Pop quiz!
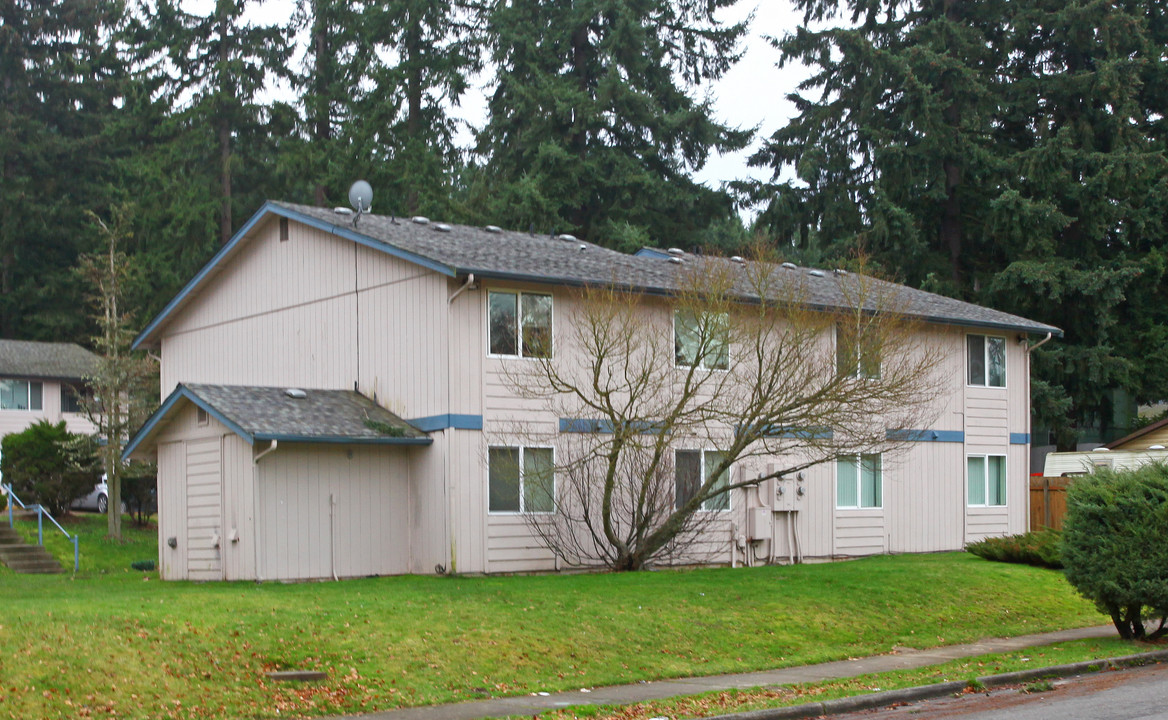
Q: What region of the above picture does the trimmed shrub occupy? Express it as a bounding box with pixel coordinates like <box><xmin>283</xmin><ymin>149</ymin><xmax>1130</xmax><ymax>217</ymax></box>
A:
<box><xmin>966</xmin><ymin>529</ymin><xmax>1062</xmax><ymax>569</ymax></box>
<box><xmin>1062</xmin><ymin>463</ymin><xmax>1168</xmax><ymax>639</ymax></box>
<box><xmin>0</xmin><ymin>420</ymin><xmax>100</xmax><ymax>516</ymax></box>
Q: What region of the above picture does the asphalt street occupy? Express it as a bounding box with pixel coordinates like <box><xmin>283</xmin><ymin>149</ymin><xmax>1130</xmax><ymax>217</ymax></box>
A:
<box><xmin>828</xmin><ymin>661</ymin><xmax>1168</xmax><ymax>720</ymax></box>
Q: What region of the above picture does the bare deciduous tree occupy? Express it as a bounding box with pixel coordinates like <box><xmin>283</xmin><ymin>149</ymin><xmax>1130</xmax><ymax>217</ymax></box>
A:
<box><xmin>501</xmin><ymin>251</ymin><xmax>948</xmax><ymax>571</ymax></box>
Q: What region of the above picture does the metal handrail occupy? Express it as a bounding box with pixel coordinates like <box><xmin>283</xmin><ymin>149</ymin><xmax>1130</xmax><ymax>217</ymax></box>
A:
<box><xmin>3</xmin><ymin>484</ymin><xmax>79</xmax><ymax>573</ymax></box>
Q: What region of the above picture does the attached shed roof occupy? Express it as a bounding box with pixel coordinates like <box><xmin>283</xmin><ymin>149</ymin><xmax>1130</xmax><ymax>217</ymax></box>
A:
<box><xmin>134</xmin><ymin>201</ymin><xmax>1062</xmax><ymax>348</ymax></box>
<box><xmin>124</xmin><ymin>384</ymin><xmax>432</xmax><ymax>460</ymax></box>
<box><xmin>0</xmin><ymin>339</ymin><xmax>98</xmax><ymax>381</ymax></box>
<box><xmin>1105</xmin><ymin>416</ymin><xmax>1168</xmax><ymax>451</ymax></box>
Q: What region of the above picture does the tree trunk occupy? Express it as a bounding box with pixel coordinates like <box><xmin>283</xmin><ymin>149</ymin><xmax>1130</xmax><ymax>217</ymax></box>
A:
<box><xmin>311</xmin><ymin>0</ymin><xmax>330</xmax><ymax>207</ymax></box>
<box><xmin>940</xmin><ymin>0</ymin><xmax>963</xmax><ymax>286</ymax></box>
<box><xmin>217</xmin><ymin>9</ymin><xmax>233</xmax><ymax>246</ymax></box>
<box><xmin>405</xmin><ymin>9</ymin><xmax>423</xmax><ymax>215</ymax></box>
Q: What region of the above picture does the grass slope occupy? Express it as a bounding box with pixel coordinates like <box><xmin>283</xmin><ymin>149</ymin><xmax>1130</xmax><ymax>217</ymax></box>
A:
<box><xmin>0</xmin><ymin>515</ymin><xmax>1106</xmax><ymax>720</ymax></box>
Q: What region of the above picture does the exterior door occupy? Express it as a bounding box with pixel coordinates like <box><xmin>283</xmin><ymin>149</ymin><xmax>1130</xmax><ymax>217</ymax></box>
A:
<box><xmin>185</xmin><ymin>437</ymin><xmax>223</xmax><ymax>580</ymax></box>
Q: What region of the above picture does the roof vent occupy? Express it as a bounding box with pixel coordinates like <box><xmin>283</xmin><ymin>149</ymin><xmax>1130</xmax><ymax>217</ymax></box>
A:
<box><xmin>411</xmin><ymin>216</ymin><xmax>430</xmax><ymax>225</ymax></box>
<box><xmin>833</xmin><ymin>268</ymin><xmax>848</xmax><ymax>275</ymax></box>
<box><xmin>433</xmin><ymin>223</ymin><xmax>453</xmax><ymax>232</ymax></box>
<box><xmin>730</xmin><ymin>256</ymin><xmax>745</xmax><ymax>264</ymax></box>
<box><xmin>1149</xmin><ymin>445</ymin><xmax>1166</xmax><ymax>450</ymax></box>
<box><xmin>578</xmin><ymin>244</ymin><xmax>587</xmax><ymax>251</ymax></box>
<box><xmin>667</xmin><ymin>248</ymin><xmax>685</xmax><ymax>256</ymax></box>
<box><xmin>333</xmin><ymin>207</ymin><xmax>352</xmax><ymax>215</ymax></box>
<box><xmin>781</xmin><ymin>262</ymin><xmax>797</xmax><ymax>269</ymax></box>
<box><xmin>556</xmin><ymin>233</ymin><xmax>578</xmax><ymax>242</ymax></box>
<box><xmin>667</xmin><ymin>257</ymin><xmax>683</xmax><ymax>264</ymax></box>
<box><xmin>1091</xmin><ymin>447</ymin><xmax>1111</xmax><ymax>452</ymax></box>
<box><xmin>808</xmin><ymin>269</ymin><xmax>825</xmax><ymax>277</ymax></box>
<box><xmin>484</xmin><ymin>225</ymin><xmax>502</xmax><ymax>234</ymax></box>
<box><xmin>285</xmin><ymin>388</ymin><xmax>307</xmax><ymax>399</ymax></box>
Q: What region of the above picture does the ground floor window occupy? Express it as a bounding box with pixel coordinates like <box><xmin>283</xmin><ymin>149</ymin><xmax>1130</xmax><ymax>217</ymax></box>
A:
<box><xmin>675</xmin><ymin>449</ymin><xmax>730</xmax><ymax>511</ymax></box>
<box><xmin>968</xmin><ymin>454</ymin><xmax>1006</xmax><ymax>506</ymax></box>
<box><xmin>488</xmin><ymin>446</ymin><xmax>555</xmax><ymax>513</ymax></box>
<box><xmin>0</xmin><ymin>379</ymin><xmax>42</xmax><ymax>411</ymax></box>
<box><xmin>837</xmin><ymin>453</ymin><xmax>882</xmax><ymax>508</ymax></box>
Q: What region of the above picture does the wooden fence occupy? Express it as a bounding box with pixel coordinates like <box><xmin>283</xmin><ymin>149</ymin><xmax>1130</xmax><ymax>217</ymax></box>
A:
<box><xmin>1029</xmin><ymin>476</ymin><xmax>1072</xmax><ymax>531</ymax></box>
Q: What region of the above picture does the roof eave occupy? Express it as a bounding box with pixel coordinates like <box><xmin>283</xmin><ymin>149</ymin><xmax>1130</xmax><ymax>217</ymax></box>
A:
<box><xmin>252</xmin><ymin>433</ymin><xmax>432</xmax><ymax>446</ymax></box>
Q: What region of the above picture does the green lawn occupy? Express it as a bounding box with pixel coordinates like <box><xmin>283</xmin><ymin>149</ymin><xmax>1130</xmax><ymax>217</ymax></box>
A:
<box><xmin>0</xmin><ymin>514</ymin><xmax>1109</xmax><ymax>720</ymax></box>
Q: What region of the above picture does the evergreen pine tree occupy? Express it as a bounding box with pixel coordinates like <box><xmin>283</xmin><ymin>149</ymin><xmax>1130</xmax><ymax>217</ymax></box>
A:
<box><xmin>473</xmin><ymin>0</ymin><xmax>751</xmax><ymax>248</ymax></box>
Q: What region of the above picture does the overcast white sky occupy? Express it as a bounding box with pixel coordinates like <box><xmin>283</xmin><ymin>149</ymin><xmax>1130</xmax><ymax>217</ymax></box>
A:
<box><xmin>208</xmin><ymin>0</ymin><xmax>812</xmax><ymax>197</ymax></box>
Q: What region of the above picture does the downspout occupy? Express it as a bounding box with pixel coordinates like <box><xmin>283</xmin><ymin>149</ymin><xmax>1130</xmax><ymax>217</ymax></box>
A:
<box><xmin>254</xmin><ymin>440</ymin><xmax>278</xmax><ymax>463</ymax></box>
<box><xmin>1026</xmin><ymin>332</ymin><xmax>1053</xmax><ymax>354</ymax></box>
<box><xmin>251</xmin><ymin>440</ymin><xmax>277</xmax><ymax>581</ymax></box>
<box><xmin>448</xmin><ymin>273</ymin><xmax>475</xmax><ymax>304</ymax></box>
<box><xmin>1023</xmin><ymin>332</ymin><xmax>1051</xmax><ymax>532</ymax></box>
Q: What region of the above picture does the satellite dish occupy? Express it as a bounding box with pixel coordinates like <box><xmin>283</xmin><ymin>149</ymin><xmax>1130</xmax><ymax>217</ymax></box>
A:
<box><xmin>348</xmin><ymin>180</ymin><xmax>373</xmax><ymax>213</ymax></box>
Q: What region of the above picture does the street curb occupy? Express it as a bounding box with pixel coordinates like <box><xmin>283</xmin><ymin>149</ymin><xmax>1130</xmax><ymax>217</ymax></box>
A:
<box><xmin>701</xmin><ymin>649</ymin><xmax>1168</xmax><ymax>720</ymax></box>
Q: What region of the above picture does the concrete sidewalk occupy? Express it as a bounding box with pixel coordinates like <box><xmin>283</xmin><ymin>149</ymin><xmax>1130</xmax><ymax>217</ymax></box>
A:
<box><xmin>332</xmin><ymin>625</ymin><xmax>1115</xmax><ymax>720</ymax></box>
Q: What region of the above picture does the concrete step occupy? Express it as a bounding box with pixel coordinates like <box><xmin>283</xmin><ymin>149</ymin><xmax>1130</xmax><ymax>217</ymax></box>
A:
<box><xmin>0</xmin><ymin>530</ymin><xmax>64</xmax><ymax>574</ymax></box>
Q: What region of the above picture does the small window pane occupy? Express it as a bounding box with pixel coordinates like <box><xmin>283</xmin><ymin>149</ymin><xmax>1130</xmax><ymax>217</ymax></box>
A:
<box><xmin>703</xmin><ymin>451</ymin><xmax>729</xmax><ymax>511</ymax></box>
<box><xmin>967</xmin><ymin>456</ymin><xmax>986</xmax><ymax>505</ymax></box>
<box><xmin>29</xmin><ymin>382</ymin><xmax>42</xmax><ymax>410</ymax></box>
<box><xmin>675</xmin><ymin>311</ymin><xmax>700</xmax><ymax>367</ymax></box>
<box><xmin>489</xmin><ymin>292</ymin><xmax>518</xmax><ymax>356</ymax></box>
<box><xmin>987</xmin><ymin>337</ymin><xmax>1006</xmax><ymax>387</ymax></box>
<box><xmin>489</xmin><ymin>447</ymin><xmax>521</xmax><ymax>512</ymax></box>
<box><xmin>708</xmin><ymin>314</ymin><xmax>729</xmax><ymax>370</ymax></box>
<box><xmin>837</xmin><ymin>325</ymin><xmax>857</xmax><ymax>378</ymax></box>
<box><xmin>61</xmin><ymin>384</ymin><xmax>83</xmax><ymax>413</ymax></box>
<box><xmin>967</xmin><ymin>335</ymin><xmax>985</xmax><ymax>385</ymax></box>
<box><xmin>860</xmin><ymin>453</ymin><xmax>881</xmax><ymax>508</ymax></box>
<box><xmin>0</xmin><ymin>380</ymin><xmax>30</xmax><ymax>410</ymax></box>
<box><xmin>521</xmin><ymin>294</ymin><xmax>553</xmax><ymax>358</ymax></box>
<box><xmin>988</xmin><ymin>456</ymin><xmax>1006</xmax><ymax>506</ymax></box>
<box><xmin>675</xmin><ymin>450</ymin><xmax>701</xmax><ymax>508</ymax></box>
<box><xmin>837</xmin><ymin>456</ymin><xmax>859</xmax><ymax>508</ymax></box>
<box><xmin>523</xmin><ymin>448</ymin><xmax>555</xmax><ymax>513</ymax></box>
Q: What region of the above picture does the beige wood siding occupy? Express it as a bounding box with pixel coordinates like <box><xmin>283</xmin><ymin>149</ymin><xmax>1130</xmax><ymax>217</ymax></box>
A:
<box><xmin>253</xmin><ymin>444</ymin><xmax>411</xmax><ymax>581</ymax></box>
<box><xmin>1114</xmin><ymin>424</ymin><xmax>1168</xmax><ymax>450</ymax></box>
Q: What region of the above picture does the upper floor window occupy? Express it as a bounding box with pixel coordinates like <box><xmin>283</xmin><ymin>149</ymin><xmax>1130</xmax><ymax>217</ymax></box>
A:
<box><xmin>837</xmin><ymin>453</ymin><xmax>882</xmax><ymax>509</ymax></box>
<box><xmin>968</xmin><ymin>454</ymin><xmax>1006</xmax><ymax>506</ymax></box>
<box><xmin>60</xmin><ymin>384</ymin><xmax>84</xmax><ymax>413</ymax></box>
<box><xmin>0</xmin><ymin>380</ymin><xmax>42</xmax><ymax>411</ymax></box>
<box><xmin>836</xmin><ymin>324</ymin><xmax>880</xmax><ymax>380</ymax></box>
<box><xmin>968</xmin><ymin>334</ymin><xmax>1005</xmax><ymax>387</ymax></box>
<box><xmin>675</xmin><ymin>310</ymin><xmax>729</xmax><ymax>370</ymax></box>
<box><xmin>675</xmin><ymin>449</ymin><xmax>730</xmax><ymax>511</ymax></box>
<box><xmin>489</xmin><ymin>291</ymin><xmax>552</xmax><ymax>358</ymax></box>
<box><xmin>488</xmin><ymin>445</ymin><xmax>555</xmax><ymax>513</ymax></box>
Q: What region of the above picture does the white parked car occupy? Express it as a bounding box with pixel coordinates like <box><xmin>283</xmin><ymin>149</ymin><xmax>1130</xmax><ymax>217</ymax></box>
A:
<box><xmin>71</xmin><ymin>476</ymin><xmax>125</xmax><ymax>514</ymax></box>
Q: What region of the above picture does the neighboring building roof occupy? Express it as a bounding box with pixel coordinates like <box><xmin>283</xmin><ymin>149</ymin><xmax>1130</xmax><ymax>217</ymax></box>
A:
<box><xmin>0</xmin><ymin>339</ymin><xmax>98</xmax><ymax>381</ymax></box>
<box><xmin>134</xmin><ymin>201</ymin><xmax>1063</xmax><ymax>347</ymax></box>
<box><xmin>124</xmin><ymin>383</ymin><xmax>432</xmax><ymax>459</ymax></box>
<box><xmin>1105</xmin><ymin>416</ymin><xmax>1168</xmax><ymax>451</ymax></box>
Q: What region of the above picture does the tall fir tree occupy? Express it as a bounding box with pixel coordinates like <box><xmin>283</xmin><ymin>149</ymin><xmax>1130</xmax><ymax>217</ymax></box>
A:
<box><xmin>472</xmin><ymin>0</ymin><xmax>751</xmax><ymax>249</ymax></box>
<box><xmin>131</xmin><ymin>0</ymin><xmax>293</xmax><ymax>246</ymax></box>
<box><xmin>0</xmin><ymin>0</ymin><xmax>128</xmax><ymax>340</ymax></box>
<box><xmin>753</xmin><ymin>0</ymin><xmax>1168</xmax><ymax>448</ymax></box>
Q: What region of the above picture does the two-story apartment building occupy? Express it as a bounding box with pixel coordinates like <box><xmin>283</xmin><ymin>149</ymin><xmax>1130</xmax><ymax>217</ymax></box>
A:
<box><xmin>125</xmin><ymin>202</ymin><xmax>1060</xmax><ymax>581</ymax></box>
<box><xmin>0</xmin><ymin>339</ymin><xmax>97</xmax><ymax>441</ymax></box>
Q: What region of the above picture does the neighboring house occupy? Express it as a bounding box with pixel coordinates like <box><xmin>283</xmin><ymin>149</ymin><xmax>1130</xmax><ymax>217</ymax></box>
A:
<box><xmin>0</xmin><ymin>339</ymin><xmax>97</xmax><ymax>442</ymax></box>
<box><xmin>1040</xmin><ymin>418</ymin><xmax>1168</xmax><ymax>478</ymax></box>
<box><xmin>125</xmin><ymin>202</ymin><xmax>1061</xmax><ymax>581</ymax></box>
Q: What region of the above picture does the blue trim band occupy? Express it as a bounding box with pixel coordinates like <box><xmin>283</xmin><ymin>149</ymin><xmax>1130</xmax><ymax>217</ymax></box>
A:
<box><xmin>254</xmin><ymin>433</ymin><xmax>432</xmax><ymax>446</ymax></box>
<box><xmin>407</xmin><ymin>414</ymin><xmax>483</xmax><ymax>432</ymax></box>
<box><xmin>558</xmin><ymin>418</ymin><xmax>666</xmax><ymax>434</ymax></box>
<box><xmin>887</xmin><ymin>429</ymin><xmax>965</xmax><ymax>443</ymax></box>
<box><xmin>133</xmin><ymin>203</ymin><xmax>459</xmax><ymax>348</ymax></box>
<box><xmin>1010</xmin><ymin>432</ymin><xmax>1031</xmax><ymax>445</ymax></box>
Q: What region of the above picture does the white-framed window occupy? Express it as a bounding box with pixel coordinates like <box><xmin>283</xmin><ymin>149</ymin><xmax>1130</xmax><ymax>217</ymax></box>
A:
<box><xmin>968</xmin><ymin>454</ymin><xmax>1007</xmax><ymax>507</ymax></box>
<box><xmin>674</xmin><ymin>310</ymin><xmax>729</xmax><ymax>370</ymax></box>
<box><xmin>837</xmin><ymin>453</ymin><xmax>882</xmax><ymax>509</ymax></box>
<box><xmin>836</xmin><ymin>323</ymin><xmax>880</xmax><ymax>379</ymax></box>
<box><xmin>675</xmin><ymin>449</ymin><xmax>730</xmax><ymax>511</ymax></box>
<box><xmin>488</xmin><ymin>446</ymin><xmax>555</xmax><ymax>513</ymax></box>
<box><xmin>968</xmin><ymin>334</ymin><xmax>1006</xmax><ymax>387</ymax></box>
<box><xmin>0</xmin><ymin>380</ymin><xmax>42</xmax><ymax>411</ymax></box>
<box><xmin>488</xmin><ymin>290</ymin><xmax>553</xmax><ymax>358</ymax></box>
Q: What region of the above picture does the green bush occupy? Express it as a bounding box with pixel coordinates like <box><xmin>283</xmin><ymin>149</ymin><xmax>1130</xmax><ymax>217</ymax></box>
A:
<box><xmin>0</xmin><ymin>420</ymin><xmax>100</xmax><ymax>516</ymax></box>
<box><xmin>966</xmin><ymin>529</ymin><xmax>1063</xmax><ymax>569</ymax></box>
<box><xmin>1062</xmin><ymin>463</ymin><xmax>1168</xmax><ymax>639</ymax></box>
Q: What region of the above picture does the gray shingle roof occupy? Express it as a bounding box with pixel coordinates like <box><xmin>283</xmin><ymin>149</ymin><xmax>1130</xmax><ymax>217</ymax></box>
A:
<box><xmin>0</xmin><ymin>340</ymin><xmax>98</xmax><ymax>381</ymax></box>
<box><xmin>183</xmin><ymin>384</ymin><xmax>429</xmax><ymax>443</ymax></box>
<box><xmin>275</xmin><ymin>202</ymin><xmax>1061</xmax><ymax>337</ymax></box>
